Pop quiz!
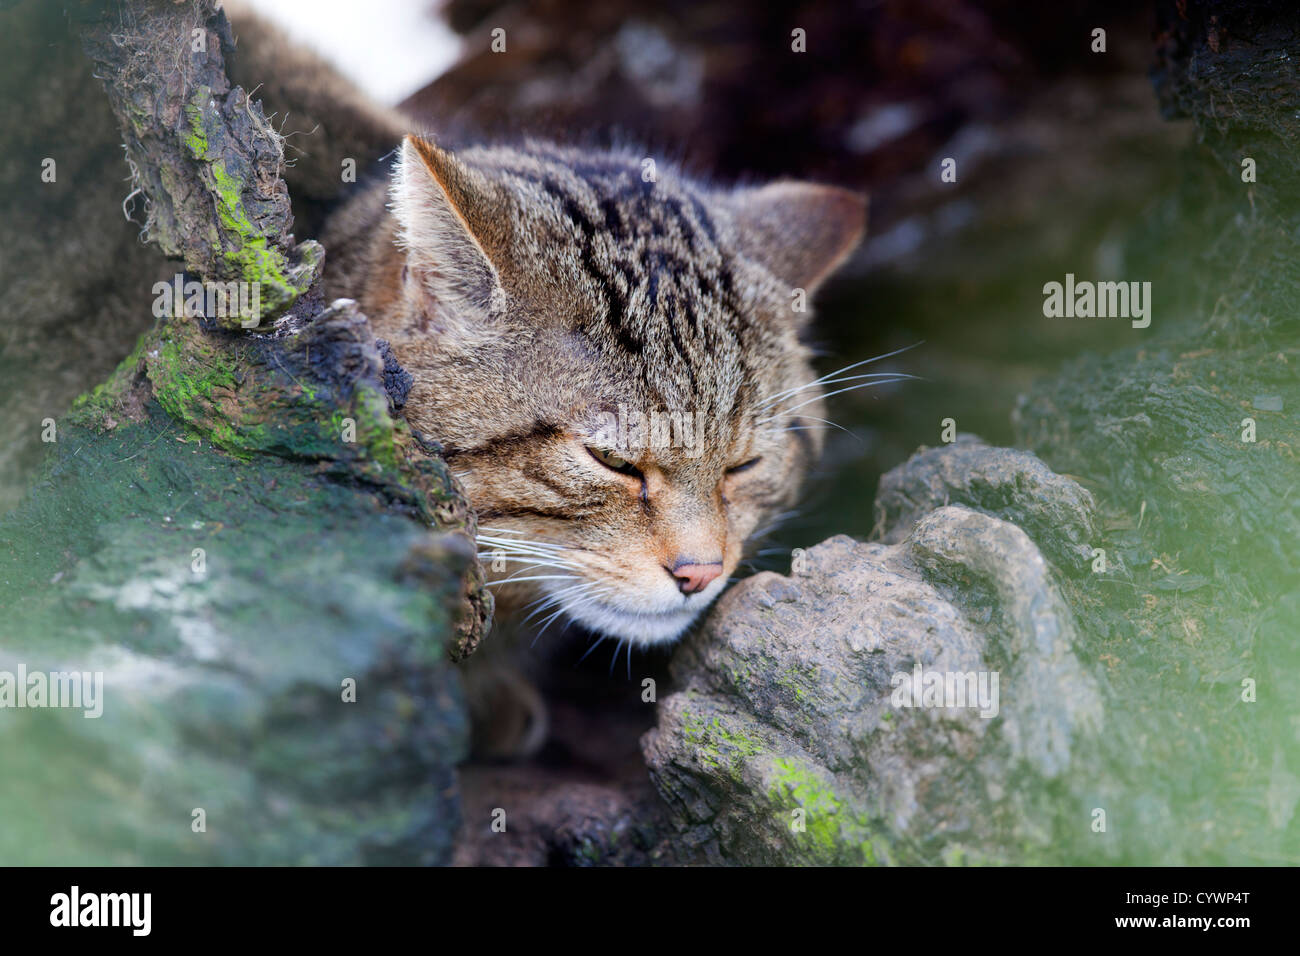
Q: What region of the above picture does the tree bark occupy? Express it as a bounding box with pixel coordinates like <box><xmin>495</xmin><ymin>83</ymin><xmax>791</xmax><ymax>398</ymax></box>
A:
<box><xmin>0</xmin><ymin>0</ymin><xmax>488</xmax><ymax>864</ymax></box>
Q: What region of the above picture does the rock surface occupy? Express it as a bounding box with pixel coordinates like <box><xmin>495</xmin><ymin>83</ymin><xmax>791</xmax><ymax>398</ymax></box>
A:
<box><xmin>643</xmin><ymin>443</ymin><xmax>1105</xmax><ymax>864</ymax></box>
<box><xmin>872</xmin><ymin>435</ymin><xmax>1100</xmax><ymax>573</ymax></box>
<box><xmin>0</xmin><ymin>408</ymin><xmax>472</xmax><ymax>864</ymax></box>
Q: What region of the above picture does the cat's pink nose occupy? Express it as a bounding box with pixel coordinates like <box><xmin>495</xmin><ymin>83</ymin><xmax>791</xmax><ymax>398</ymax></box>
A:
<box><xmin>669</xmin><ymin>560</ymin><xmax>723</xmax><ymax>595</ymax></box>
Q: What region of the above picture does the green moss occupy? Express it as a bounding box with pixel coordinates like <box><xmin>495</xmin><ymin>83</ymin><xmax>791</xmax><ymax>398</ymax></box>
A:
<box><xmin>681</xmin><ymin>711</ymin><xmax>764</xmax><ymax>775</ymax></box>
<box><xmin>154</xmin><ymin>330</ymin><xmax>238</xmax><ymax>405</ymax></box>
<box><xmin>775</xmin><ymin>664</ymin><xmax>813</xmax><ymax>703</ymax></box>
<box><xmin>182</xmin><ymin>88</ymin><xmax>315</xmax><ymax>321</ymax></box>
<box><xmin>69</xmin><ymin>330</ymin><xmax>151</xmax><ymax>427</ymax></box>
<box><xmin>728</xmin><ymin>661</ymin><xmax>753</xmax><ymax>691</ymax></box>
<box><xmin>344</xmin><ymin>385</ymin><xmax>400</xmax><ymax>471</ymax></box>
<box><xmin>144</xmin><ymin>323</ymin><xmax>260</xmax><ymax>456</ymax></box>
<box><xmin>209</xmin><ymin>161</ymin><xmax>304</xmax><ymax>310</ymax></box>
<box><xmin>769</xmin><ymin>757</ymin><xmax>880</xmax><ymax>865</ymax></box>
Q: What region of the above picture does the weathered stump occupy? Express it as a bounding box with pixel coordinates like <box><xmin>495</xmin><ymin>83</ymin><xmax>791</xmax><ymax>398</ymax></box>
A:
<box><xmin>0</xmin><ymin>0</ymin><xmax>488</xmax><ymax>864</ymax></box>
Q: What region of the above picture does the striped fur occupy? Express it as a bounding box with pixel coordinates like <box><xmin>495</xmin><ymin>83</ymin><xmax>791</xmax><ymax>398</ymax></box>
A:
<box><xmin>323</xmin><ymin>136</ymin><xmax>865</xmax><ymax>646</ymax></box>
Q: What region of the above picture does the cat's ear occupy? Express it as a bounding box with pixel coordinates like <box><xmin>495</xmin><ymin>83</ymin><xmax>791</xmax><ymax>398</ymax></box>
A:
<box><xmin>390</xmin><ymin>134</ymin><xmax>509</xmax><ymax>321</ymax></box>
<box><xmin>727</xmin><ymin>182</ymin><xmax>867</xmax><ymax>294</ymax></box>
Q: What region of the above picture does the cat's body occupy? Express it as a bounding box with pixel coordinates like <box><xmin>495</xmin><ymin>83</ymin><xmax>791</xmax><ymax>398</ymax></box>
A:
<box><xmin>322</xmin><ymin>137</ymin><xmax>864</xmax><ymax>647</ymax></box>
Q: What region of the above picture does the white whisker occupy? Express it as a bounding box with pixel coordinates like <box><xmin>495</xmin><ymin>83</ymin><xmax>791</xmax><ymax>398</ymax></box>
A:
<box><xmin>522</xmin><ymin>582</ymin><xmax>591</xmax><ymax>626</ymax></box>
<box><xmin>577</xmin><ymin>635</ymin><xmax>606</xmax><ymax>663</ymax></box>
<box><xmin>778</xmin><ymin>414</ymin><xmax>857</xmax><ymax>435</ymax></box>
<box><xmin>761</xmin><ymin>371</ymin><xmax>921</xmax><ymax>410</ymax></box>
<box><xmin>751</xmin><ymin>509</ymin><xmax>801</xmax><ymax>541</ymax></box>
<box><xmin>758</xmin><ymin>376</ymin><xmax>918</xmax><ymax>424</ymax></box>
<box><xmin>485</xmin><ymin>574</ymin><xmax>576</xmax><ymax>587</ymax></box>
<box><xmin>475</xmin><ymin>533</ymin><xmax>581</xmax><ymax>571</ymax></box>
<box><xmin>757</xmin><ymin>342</ymin><xmax>924</xmax><ymax>409</ymax></box>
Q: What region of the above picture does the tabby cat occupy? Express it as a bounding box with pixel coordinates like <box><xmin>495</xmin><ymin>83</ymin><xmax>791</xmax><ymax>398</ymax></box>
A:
<box><xmin>2</xmin><ymin>0</ymin><xmax>867</xmax><ymax>757</ymax></box>
<box><xmin>322</xmin><ymin>135</ymin><xmax>866</xmax><ymax>649</ymax></box>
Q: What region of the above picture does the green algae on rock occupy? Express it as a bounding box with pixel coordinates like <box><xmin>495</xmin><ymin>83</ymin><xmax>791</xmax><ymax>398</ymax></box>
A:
<box><xmin>643</xmin><ymin>448</ymin><xmax>1106</xmax><ymax>866</ymax></box>
<box><xmin>0</xmin><ymin>407</ymin><xmax>472</xmax><ymax>864</ymax></box>
<box><xmin>68</xmin><ymin>296</ymin><xmax>491</xmax><ymax>661</ymax></box>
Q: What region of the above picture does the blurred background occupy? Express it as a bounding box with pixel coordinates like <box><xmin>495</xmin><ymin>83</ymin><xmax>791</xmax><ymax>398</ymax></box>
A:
<box><xmin>241</xmin><ymin>0</ymin><xmax>461</xmax><ymax>103</ymax></box>
<box><xmin>7</xmin><ymin>0</ymin><xmax>1277</xmax><ymax>866</ymax></box>
<box><xmin>252</xmin><ymin>0</ymin><xmax>1197</xmax><ymax>547</ymax></box>
<box><xmin>227</xmin><ymin>0</ymin><xmax>1243</xmax><ymax>864</ymax></box>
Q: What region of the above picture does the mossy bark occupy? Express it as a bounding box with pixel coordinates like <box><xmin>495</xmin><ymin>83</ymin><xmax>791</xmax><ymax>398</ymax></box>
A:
<box><xmin>0</xmin><ymin>409</ymin><xmax>472</xmax><ymax>864</ymax></box>
<box><xmin>0</xmin><ymin>0</ymin><xmax>488</xmax><ymax>863</ymax></box>
<box><xmin>73</xmin><ymin>0</ymin><xmax>320</xmax><ymax>327</ymax></box>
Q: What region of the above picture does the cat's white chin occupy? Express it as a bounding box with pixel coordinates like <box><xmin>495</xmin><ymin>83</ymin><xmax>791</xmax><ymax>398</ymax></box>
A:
<box><xmin>561</xmin><ymin>595</ymin><xmax>712</xmax><ymax>647</ymax></box>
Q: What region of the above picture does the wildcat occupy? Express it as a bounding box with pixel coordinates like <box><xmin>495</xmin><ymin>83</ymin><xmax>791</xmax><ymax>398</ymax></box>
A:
<box><xmin>6</xmin><ymin>0</ymin><xmax>866</xmax><ymax>755</ymax></box>
<box><xmin>321</xmin><ymin>135</ymin><xmax>865</xmax><ymax>652</ymax></box>
<box><xmin>210</xmin><ymin>1</ymin><xmax>867</xmax><ymax>654</ymax></box>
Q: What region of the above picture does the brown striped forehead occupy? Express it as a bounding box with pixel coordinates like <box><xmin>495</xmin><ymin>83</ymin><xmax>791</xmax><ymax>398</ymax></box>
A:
<box><xmin>466</xmin><ymin>144</ymin><xmax>786</xmax><ymax>428</ymax></box>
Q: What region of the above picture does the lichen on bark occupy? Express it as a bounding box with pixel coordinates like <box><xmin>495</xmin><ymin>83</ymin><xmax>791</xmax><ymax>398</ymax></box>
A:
<box><xmin>75</xmin><ymin>0</ymin><xmax>320</xmax><ymax>328</ymax></box>
<box><xmin>0</xmin><ymin>0</ymin><xmax>489</xmax><ymax>864</ymax></box>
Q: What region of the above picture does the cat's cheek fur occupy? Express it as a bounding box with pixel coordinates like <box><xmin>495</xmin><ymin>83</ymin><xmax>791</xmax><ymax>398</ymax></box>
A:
<box><xmin>537</xmin><ymin>576</ymin><xmax>726</xmax><ymax>647</ymax></box>
<box><xmin>533</xmin><ymin>527</ymin><xmax>748</xmax><ymax>646</ymax></box>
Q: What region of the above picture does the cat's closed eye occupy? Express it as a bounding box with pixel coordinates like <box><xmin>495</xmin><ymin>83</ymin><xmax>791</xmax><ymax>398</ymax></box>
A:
<box><xmin>725</xmin><ymin>457</ymin><xmax>762</xmax><ymax>475</ymax></box>
<box><xmin>586</xmin><ymin>445</ymin><xmax>641</xmax><ymax>477</ymax></box>
<box><xmin>357</xmin><ymin>134</ymin><xmax>864</xmax><ymax>649</ymax></box>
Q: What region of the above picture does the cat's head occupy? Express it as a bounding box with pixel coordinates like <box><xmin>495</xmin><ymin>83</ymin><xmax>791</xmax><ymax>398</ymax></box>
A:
<box><xmin>383</xmin><ymin>135</ymin><xmax>865</xmax><ymax>646</ymax></box>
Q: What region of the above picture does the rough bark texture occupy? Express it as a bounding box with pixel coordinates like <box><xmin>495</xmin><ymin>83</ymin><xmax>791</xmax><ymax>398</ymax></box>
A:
<box><xmin>0</xmin><ymin>0</ymin><xmax>488</xmax><ymax>863</ymax></box>
<box><xmin>74</xmin><ymin>0</ymin><xmax>321</xmax><ymax>327</ymax></box>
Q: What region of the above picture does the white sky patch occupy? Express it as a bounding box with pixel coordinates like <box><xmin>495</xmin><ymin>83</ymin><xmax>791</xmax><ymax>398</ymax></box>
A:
<box><xmin>236</xmin><ymin>0</ymin><xmax>462</xmax><ymax>105</ymax></box>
